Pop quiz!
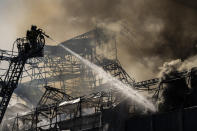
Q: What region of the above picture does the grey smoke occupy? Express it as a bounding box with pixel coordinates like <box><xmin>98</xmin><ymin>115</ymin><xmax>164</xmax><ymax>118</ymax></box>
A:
<box><xmin>1</xmin><ymin>0</ymin><xmax>197</xmax><ymax>81</ymax></box>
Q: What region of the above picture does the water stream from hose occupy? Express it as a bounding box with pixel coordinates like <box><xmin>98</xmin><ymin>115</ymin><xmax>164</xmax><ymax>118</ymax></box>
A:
<box><xmin>58</xmin><ymin>44</ymin><xmax>156</xmax><ymax>112</ymax></box>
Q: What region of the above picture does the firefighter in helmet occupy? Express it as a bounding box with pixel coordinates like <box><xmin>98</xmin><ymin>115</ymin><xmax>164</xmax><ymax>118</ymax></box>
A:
<box><xmin>26</xmin><ymin>25</ymin><xmax>41</xmax><ymax>48</ymax></box>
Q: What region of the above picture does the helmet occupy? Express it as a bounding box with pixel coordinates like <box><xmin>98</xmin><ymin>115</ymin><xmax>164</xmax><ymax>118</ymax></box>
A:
<box><xmin>31</xmin><ymin>25</ymin><xmax>37</xmax><ymax>31</ymax></box>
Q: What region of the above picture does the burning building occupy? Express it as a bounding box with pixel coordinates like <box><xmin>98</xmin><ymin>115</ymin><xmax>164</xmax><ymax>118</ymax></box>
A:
<box><xmin>0</xmin><ymin>26</ymin><xmax>193</xmax><ymax>131</ymax></box>
<box><xmin>0</xmin><ymin>22</ymin><xmax>195</xmax><ymax>131</ymax></box>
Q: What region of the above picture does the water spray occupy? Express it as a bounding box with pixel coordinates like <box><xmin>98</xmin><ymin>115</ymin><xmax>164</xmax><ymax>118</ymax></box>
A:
<box><xmin>48</xmin><ymin>37</ymin><xmax>157</xmax><ymax>112</ymax></box>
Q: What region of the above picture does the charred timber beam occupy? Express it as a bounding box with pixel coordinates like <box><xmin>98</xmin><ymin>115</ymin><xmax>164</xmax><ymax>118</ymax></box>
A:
<box><xmin>133</xmin><ymin>69</ymin><xmax>194</xmax><ymax>88</ymax></box>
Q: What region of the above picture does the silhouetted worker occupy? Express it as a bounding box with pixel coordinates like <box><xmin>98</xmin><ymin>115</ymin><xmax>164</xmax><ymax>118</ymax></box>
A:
<box><xmin>26</xmin><ymin>25</ymin><xmax>43</xmax><ymax>49</ymax></box>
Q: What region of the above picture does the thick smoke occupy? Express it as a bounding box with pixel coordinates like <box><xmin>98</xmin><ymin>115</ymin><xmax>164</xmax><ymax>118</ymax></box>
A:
<box><xmin>158</xmin><ymin>56</ymin><xmax>197</xmax><ymax>78</ymax></box>
<box><xmin>1</xmin><ymin>0</ymin><xmax>197</xmax><ymax>80</ymax></box>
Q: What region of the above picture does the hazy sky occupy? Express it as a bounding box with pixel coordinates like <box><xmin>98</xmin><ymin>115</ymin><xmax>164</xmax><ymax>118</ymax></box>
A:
<box><xmin>0</xmin><ymin>0</ymin><xmax>92</xmax><ymax>50</ymax></box>
<box><xmin>0</xmin><ymin>0</ymin><xmax>197</xmax><ymax>81</ymax></box>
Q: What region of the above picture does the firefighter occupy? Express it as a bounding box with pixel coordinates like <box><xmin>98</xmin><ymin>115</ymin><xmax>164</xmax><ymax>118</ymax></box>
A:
<box><xmin>26</xmin><ymin>25</ymin><xmax>42</xmax><ymax>49</ymax></box>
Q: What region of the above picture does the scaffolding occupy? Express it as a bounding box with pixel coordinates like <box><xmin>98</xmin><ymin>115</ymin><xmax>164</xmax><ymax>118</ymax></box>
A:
<box><xmin>6</xmin><ymin>27</ymin><xmax>197</xmax><ymax>131</ymax></box>
<box><xmin>1</xmin><ymin>28</ymin><xmax>135</xmax><ymax>130</ymax></box>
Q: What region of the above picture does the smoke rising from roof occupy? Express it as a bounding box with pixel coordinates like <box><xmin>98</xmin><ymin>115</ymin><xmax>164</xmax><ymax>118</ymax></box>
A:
<box><xmin>158</xmin><ymin>56</ymin><xmax>197</xmax><ymax>79</ymax></box>
<box><xmin>1</xmin><ymin>0</ymin><xmax>197</xmax><ymax>80</ymax></box>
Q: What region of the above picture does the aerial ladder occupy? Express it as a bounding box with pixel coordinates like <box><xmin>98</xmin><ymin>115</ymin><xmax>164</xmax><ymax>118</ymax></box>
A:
<box><xmin>0</xmin><ymin>26</ymin><xmax>48</xmax><ymax>124</ymax></box>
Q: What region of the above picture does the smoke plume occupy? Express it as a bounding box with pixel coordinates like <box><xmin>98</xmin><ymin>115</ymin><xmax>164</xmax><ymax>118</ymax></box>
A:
<box><xmin>1</xmin><ymin>0</ymin><xmax>197</xmax><ymax>80</ymax></box>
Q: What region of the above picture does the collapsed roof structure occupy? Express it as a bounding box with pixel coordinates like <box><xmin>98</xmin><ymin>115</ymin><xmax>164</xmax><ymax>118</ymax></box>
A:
<box><xmin>0</xmin><ymin>28</ymin><xmax>137</xmax><ymax>130</ymax></box>
<box><xmin>0</xmin><ymin>28</ymin><xmax>197</xmax><ymax>131</ymax></box>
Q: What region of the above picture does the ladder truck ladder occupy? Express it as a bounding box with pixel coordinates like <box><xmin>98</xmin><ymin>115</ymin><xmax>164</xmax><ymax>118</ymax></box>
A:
<box><xmin>0</xmin><ymin>29</ymin><xmax>46</xmax><ymax>123</ymax></box>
